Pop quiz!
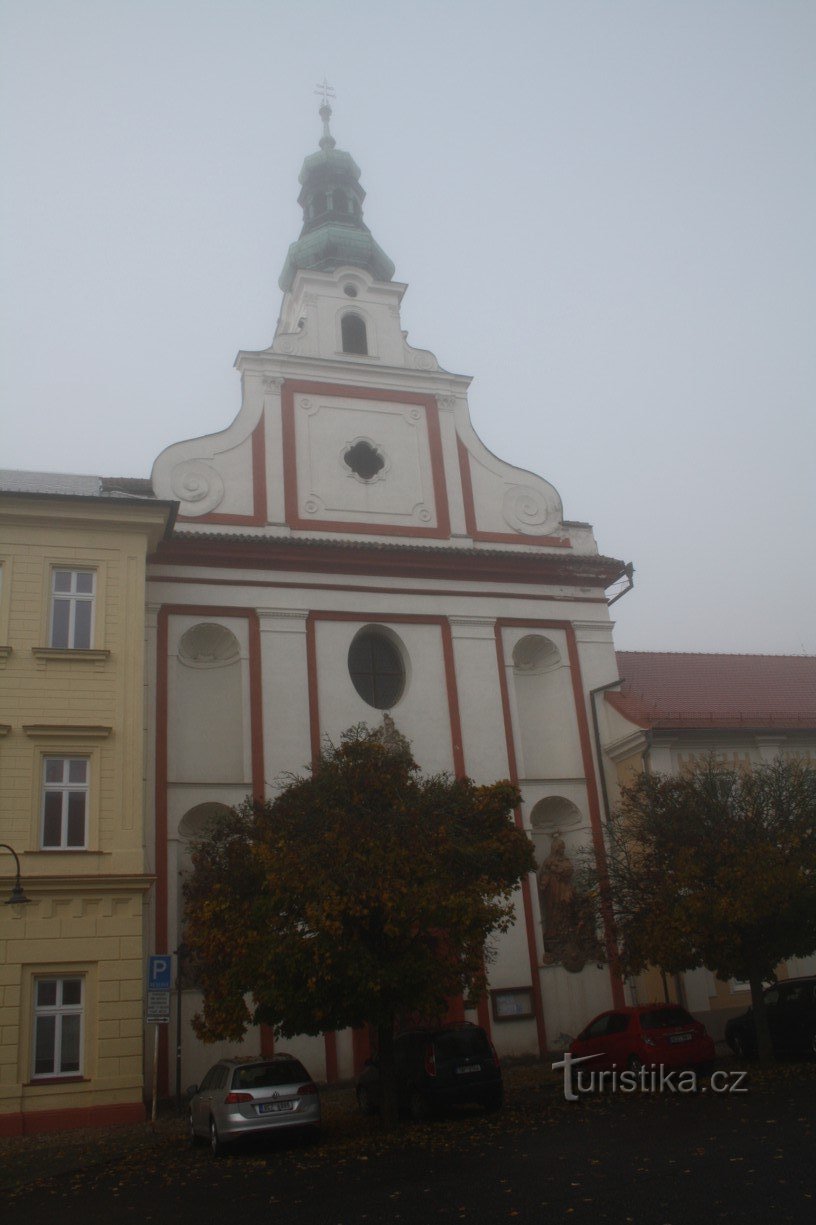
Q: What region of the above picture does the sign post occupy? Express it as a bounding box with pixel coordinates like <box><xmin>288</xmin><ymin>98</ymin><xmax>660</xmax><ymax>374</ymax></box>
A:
<box><xmin>147</xmin><ymin>955</ymin><xmax>172</xmax><ymax>1125</ymax></box>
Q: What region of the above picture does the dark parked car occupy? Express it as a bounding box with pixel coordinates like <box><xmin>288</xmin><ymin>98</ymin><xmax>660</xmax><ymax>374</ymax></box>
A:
<box><xmin>356</xmin><ymin>1024</ymin><xmax>503</xmax><ymax>1119</ymax></box>
<box><xmin>569</xmin><ymin>1004</ymin><xmax>715</xmax><ymax>1073</ymax></box>
<box><xmin>725</xmin><ymin>976</ymin><xmax>816</xmax><ymax>1058</ymax></box>
<box><xmin>188</xmin><ymin>1055</ymin><xmax>321</xmax><ymax>1155</ymax></box>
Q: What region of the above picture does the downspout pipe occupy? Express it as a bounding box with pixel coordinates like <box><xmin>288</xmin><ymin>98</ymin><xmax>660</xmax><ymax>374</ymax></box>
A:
<box><xmin>589</xmin><ymin>677</ymin><xmax>633</xmax><ymax>1005</ymax></box>
<box><xmin>589</xmin><ymin>678</ymin><xmax>626</xmax><ymax>826</ymax></box>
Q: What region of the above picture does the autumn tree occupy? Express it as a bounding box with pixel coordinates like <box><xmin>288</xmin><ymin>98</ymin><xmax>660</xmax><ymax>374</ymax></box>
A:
<box><xmin>599</xmin><ymin>756</ymin><xmax>816</xmax><ymax>1063</ymax></box>
<box><xmin>183</xmin><ymin>718</ymin><xmax>534</xmax><ymax>1124</ymax></box>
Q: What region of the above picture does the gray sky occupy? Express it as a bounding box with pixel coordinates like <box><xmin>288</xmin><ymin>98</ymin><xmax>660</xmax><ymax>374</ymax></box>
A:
<box><xmin>2</xmin><ymin>1</ymin><xmax>814</xmax><ymax>654</ymax></box>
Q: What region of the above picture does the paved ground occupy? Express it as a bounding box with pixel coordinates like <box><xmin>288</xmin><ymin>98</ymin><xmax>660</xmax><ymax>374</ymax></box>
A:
<box><xmin>2</xmin><ymin>1061</ymin><xmax>814</xmax><ymax>1224</ymax></box>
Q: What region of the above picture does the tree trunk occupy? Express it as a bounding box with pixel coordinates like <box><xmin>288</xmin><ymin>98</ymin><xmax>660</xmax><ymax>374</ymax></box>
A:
<box><xmin>376</xmin><ymin>1019</ymin><xmax>399</xmax><ymax>1131</ymax></box>
<box><xmin>748</xmin><ymin>969</ymin><xmax>774</xmax><ymax>1067</ymax></box>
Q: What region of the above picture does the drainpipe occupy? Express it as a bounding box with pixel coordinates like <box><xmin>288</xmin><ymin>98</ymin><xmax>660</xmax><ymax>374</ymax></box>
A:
<box><xmin>641</xmin><ymin>728</ymin><xmax>654</xmax><ymax>777</ymax></box>
<box><xmin>589</xmin><ymin>677</ymin><xmax>632</xmax><ymax>1005</ymax></box>
<box><xmin>589</xmin><ymin>677</ymin><xmax>625</xmax><ymax>826</ymax></box>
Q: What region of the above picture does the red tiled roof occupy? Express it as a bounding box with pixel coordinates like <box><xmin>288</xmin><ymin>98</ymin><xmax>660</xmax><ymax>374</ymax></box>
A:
<box><xmin>606</xmin><ymin>652</ymin><xmax>816</xmax><ymax>730</ymax></box>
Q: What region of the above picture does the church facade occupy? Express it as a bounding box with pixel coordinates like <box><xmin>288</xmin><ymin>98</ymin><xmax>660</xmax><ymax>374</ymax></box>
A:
<box><xmin>145</xmin><ymin>104</ymin><xmax>632</xmax><ymax>1091</ymax></box>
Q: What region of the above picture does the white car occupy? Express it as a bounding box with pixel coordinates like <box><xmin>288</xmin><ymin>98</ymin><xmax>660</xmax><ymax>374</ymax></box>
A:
<box><xmin>188</xmin><ymin>1055</ymin><xmax>321</xmax><ymax>1155</ymax></box>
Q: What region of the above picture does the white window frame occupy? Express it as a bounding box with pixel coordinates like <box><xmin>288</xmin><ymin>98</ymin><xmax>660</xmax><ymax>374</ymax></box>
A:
<box><xmin>49</xmin><ymin>568</ymin><xmax>96</xmax><ymax>649</ymax></box>
<box><xmin>41</xmin><ymin>756</ymin><xmax>89</xmax><ymax>849</ymax></box>
<box><xmin>32</xmin><ymin>976</ymin><xmax>85</xmax><ymax>1079</ymax></box>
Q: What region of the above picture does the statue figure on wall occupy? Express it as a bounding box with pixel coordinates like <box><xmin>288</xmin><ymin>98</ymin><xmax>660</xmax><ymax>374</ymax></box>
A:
<box><xmin>537</xmin><ymin>832</ymin><xmax>575</xmax><ymax>938</ymax></box>
<box><xmin>537</xmin><ymin>831</ymin><xmax>604</xmax><ymax>974</ymax></box>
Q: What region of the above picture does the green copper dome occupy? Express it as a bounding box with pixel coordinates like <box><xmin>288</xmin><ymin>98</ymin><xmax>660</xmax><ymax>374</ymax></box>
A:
<box><xmin>279</xmin><ymin>104</ymin><xmax>395</xmax><ymax>291</ymax></box>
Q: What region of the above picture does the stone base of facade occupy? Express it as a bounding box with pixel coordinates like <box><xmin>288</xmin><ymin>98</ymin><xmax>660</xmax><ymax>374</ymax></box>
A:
<box><xmin>0</xmin><ymin>1099</ymin><xmax>146</xmax><ymax>1137</ymax></box>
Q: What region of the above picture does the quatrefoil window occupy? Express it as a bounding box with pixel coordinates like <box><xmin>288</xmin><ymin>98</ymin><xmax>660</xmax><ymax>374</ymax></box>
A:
<box><xmin>343</xmin><ymin>439</ymin><xmax>386</xmax><ymax>483</ymax></box>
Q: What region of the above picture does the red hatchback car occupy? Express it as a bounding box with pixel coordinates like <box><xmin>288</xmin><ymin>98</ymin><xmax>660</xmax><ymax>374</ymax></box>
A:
<box><xmin>570</xmin><ymin>1004</ymin><xmax>715</xmax><ymax>1073</ymax></box>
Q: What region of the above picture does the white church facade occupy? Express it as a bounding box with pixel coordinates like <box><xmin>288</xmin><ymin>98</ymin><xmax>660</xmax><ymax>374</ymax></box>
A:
<box><xmin>145</xmin><ymin>104</ymin><xmax>632</xmax><ymax>1090</ymax></box>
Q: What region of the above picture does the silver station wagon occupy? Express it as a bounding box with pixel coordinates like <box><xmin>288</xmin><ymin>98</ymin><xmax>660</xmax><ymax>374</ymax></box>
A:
<box><xmin>188</xmin><ymin>1055</ymin><xmax>321</xmax><ymax>1155</ymax></box>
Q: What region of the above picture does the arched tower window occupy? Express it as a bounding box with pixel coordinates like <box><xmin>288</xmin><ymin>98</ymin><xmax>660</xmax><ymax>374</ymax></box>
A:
<box><xmin>341</xmin><ymin>312</ymin><xmax>368</xmax><ymax>355</ymax></box>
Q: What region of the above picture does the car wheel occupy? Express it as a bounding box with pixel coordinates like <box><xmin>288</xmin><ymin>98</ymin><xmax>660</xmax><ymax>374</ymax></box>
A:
<box><xmin>209</xmin><ymin>1117</ymin><xmax>224</xmax><ymax>1158</ymax></box>
<box><xmin>356</xmin><ymin>1085</ymin><xmax>377</xmax><ymax>1116</ymax></box>
<box><xmin>408</xmin><ymin>1089</ymin><xmax>431</xmax><ymax>1121</ymax></box>
<box><xmin>483</xmin><ymin>1090</ymin><xmax>503</xmax><ymax>1113</ymax></box>
<box><xmin>188</xmin><ymin>1111</ymin><xmax>204</xmax><ymax>1147</ymax></box>
<box><xmin>627</xmin><ymin>1054</ymin><xmax>645</xmax><ymax>1075</ymax></box>
<box><xmin>810</xmin><ymin>1029</ymin><xmax>816</xmax><ymax>1059</ymax></box>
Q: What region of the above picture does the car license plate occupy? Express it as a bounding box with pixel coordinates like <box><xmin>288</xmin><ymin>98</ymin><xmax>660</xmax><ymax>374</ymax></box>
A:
<box><xmin>257</xmin><ymin>1101</ymin><xmax>294</xmax><ymax>1114</ymax></box>
<box><xmin>455</xmin><ymin>1064</ymin><xmax>481</xmax><ymax>1074</ymax></box>
<box><xmin>669</xmin><ymin>1033</ymin><xmax>693</xmax><ymax>1044</ymax></box>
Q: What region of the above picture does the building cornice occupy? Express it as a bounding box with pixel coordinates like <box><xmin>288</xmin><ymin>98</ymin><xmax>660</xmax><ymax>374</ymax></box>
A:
<box><xmin>0</xmin><ymin>492</ymin><xmax>177</xmax><ymax>545</ymax></box>
<box><xmin>151</xmin><ymin>535</ymin><xmax>627</xmax><ymax>591</ymax></box>
<box><xmin>23</xmin><ymin>723</ymin><xmax>113</xmax><ymax>739</ymax></box>
<box><xmin>11</xmin><ymin>872</ymin><xmax>155</xmax><ymax>895</ymax></box>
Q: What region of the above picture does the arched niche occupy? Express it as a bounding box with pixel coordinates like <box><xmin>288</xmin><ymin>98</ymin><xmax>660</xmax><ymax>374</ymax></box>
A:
<box><xmin>530</xmin><ymin>796</ymin><xmax>582</xmax><ymax>837</ymax></box>
<box><xmin>529</xmin><ymin>796</ymin><xmax>583</xmax><ymax>876</ymax></box>
<box><xmin>512</xmin><ymin>634</ymin><xmax>561</xmax><ymax>674</ymax></box>
<box><xmin>178</xmin><ymin>801</ymin><xmax>231</xmax><ymax>842</ymax></box>
<box><xmin>178</xmin><ymin>622</ymin><xmax>240</xmax><ymax>668</ymax></box>
<box><xmin>170</xmin><ymin>622</ymin><xmax>245</xmax><ymax>783</ymax></box>
<box><xmin>176</xmin><ymin>801</ymin><xmax>234</xmax><ymax>982</ymax></box>
<box><xmin>510</xmin><ymin>634</ymin><xmax>583</xmax><ymax>779</ymax></box>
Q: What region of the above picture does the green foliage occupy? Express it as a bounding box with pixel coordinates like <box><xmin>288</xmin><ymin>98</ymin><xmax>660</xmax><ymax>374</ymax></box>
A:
<box><xmin>183</xmin><ymin>718</ymin><xmax>534</xmax><ymax>1044</ymax></box>
<box><xmin>602</xmin><ymin>756</ymin><xmax>816</xmax><ymax>985</ymax></box>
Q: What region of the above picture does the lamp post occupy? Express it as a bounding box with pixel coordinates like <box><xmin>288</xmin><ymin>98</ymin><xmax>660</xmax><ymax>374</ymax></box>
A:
<box><xmin>1</xmin><ymin>843</ymin><xmax>32</xmax><ymax>910</ymax></box>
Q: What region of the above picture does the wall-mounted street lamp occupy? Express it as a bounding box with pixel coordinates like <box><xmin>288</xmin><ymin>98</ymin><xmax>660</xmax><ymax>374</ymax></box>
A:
<box><xmin>1</xmin><ymin>843</ymin><xmax>32</xmax><ymax>910</ymax></box>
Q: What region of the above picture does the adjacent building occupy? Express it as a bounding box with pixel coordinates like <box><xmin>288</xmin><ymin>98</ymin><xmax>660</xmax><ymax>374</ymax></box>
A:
<box><xmin>0</xmin><ymin>473</ymin><xmax>174</xmax><ymax>1134</ymax></box>
<box><xmin>601</xmin><ymin>650</ymin><xmax>816</xmax><ymax>1037</ymax></box>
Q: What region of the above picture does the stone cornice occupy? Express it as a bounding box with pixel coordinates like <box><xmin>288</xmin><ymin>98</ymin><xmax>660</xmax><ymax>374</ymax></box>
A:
<box><xmin>23</xmin><ymin>724</ymin><xmax>113</xmax><ymax>739</ymax></box>
<box><xmin>11</xmin><ymin>871</ymin><xmax>155</xmax><ymax>895</ymax></box>
<box><xmin>603</xmin><ymin>729</ymin><xmax>648</xmax><ymax>763</ymax></box>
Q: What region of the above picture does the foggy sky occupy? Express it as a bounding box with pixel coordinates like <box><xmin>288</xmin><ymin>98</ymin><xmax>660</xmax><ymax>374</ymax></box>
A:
<box><xmin>1</xmin><ymin>0</ymin><xmax>814</xmax><ymax>654</ymax></box>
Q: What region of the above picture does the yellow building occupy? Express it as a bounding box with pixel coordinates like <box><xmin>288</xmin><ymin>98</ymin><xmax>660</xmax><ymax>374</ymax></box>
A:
<box><xmin>600</xmin><ymin>650</ymin><xmax>816</xmax><ymax>1038</ymax></box>
<box><xmin>0</xmin><ymin>473</ymin><xmax>174</xmax><ymax>1135</ymax></box>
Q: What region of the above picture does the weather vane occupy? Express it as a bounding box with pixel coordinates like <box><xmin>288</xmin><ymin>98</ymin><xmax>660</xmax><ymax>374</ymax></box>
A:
<box><xmin>315</xmin><ymin>77</ymin><xmax>336</xmax><ymax>107</ymax></box>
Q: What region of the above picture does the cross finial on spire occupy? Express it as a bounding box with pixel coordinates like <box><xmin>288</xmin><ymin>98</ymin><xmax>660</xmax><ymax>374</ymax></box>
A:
<box><xmin>315</xmin><ymin>77</ymin><xmax>336</xmax><ymax>107</ymax></box>
<box><xmin>314</xmin><ymin>78</ymin><xmax>337</xmax><ymax>151</ymax></box>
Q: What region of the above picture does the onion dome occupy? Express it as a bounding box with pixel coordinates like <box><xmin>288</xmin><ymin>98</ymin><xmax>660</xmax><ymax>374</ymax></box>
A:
<box><xmin>279</xmin><ymin>102</ymin><xmax>396</xmax><ymax>290</ymax></box>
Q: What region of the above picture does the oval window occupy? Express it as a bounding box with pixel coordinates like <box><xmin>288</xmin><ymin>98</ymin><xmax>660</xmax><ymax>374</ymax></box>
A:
<box><xmin>348</xmin><ymin>629</ymin><xmax>406</xmax><ymax>709</ymax></box>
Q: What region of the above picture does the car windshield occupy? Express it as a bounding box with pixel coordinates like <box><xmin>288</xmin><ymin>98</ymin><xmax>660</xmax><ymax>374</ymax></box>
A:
<box><xmin>433</xmin><ymin>1029</ymin><xmax>491</xmax><ymax>1059</ymax></box>
<box><xmin>640</xmin><ymin>1008</ymin><xmax>694</xmax><ymax>1031</ymax></box>
<box><xmin>232</xmin><ymin>1061</ymin><xmax>309</xmax><ymax>1090</ymax></box>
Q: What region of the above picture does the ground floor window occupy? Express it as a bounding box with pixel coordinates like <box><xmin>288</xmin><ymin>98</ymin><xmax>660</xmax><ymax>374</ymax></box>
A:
<box><xmin>33</xmin><ymin>976</ymin><xmax>84</xmax><ymax>1077</ymax></box>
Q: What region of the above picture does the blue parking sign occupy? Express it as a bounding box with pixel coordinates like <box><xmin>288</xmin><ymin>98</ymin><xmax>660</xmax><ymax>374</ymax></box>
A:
<box><xmin>148</xmin><ymin>955</ymin><xmax>172</xmax><ymax>991</ymax></box>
